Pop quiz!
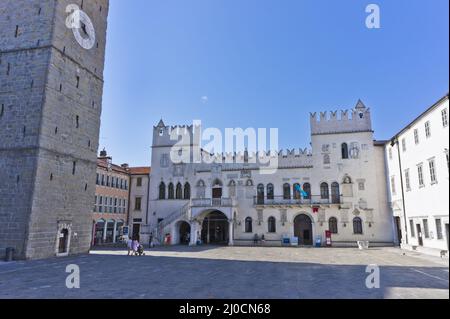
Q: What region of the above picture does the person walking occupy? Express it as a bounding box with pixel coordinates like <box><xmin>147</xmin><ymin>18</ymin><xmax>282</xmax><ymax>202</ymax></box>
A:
<box><xmin>186</xmin><ymin>232</ymin><xmax>190</xmax><ymax>245</ymax></box>
<box><xmin>126</xmin><ymin>237</ymin><xmax>133</xmax><ymax>256</ymax></box>
<box><xmin>253</xmin><ymin>233</ymin><xmax>259</xmax><ymax>245</ymax></box>
<box><xmin>132</xmin><ymin>238</ymin><xmax>140</xmax><ymax>256</ymax></box>
<box><xmin>149</xmin><ymin>232</ymin><xmax>154</xmax><ymax>248</ymax></box>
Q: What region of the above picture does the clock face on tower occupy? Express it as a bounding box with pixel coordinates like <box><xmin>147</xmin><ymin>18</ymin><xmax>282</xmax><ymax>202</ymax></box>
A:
<box><xmin>70</xmin><ymin>9</ymin><xmax>96</xmax><ymax>50</ymax></box>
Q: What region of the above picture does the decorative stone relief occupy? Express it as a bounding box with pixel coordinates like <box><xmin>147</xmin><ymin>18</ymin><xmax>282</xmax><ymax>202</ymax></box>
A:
<box><xmin>318</xmin><ymin>209</ymin><xmax>326</xmax><ymax>223</ymax></box>
<box><xmin>366</xmin><ymin>210</ymin><xmax>374</xmax><ymax>223</ymax></box>
<box><xmin>173</xmin><ymin>164</ymin><xmax>185</xmax><ymax>177</ymax></box>
<box><xmin>358</xmin><ymin>198</ymin><xmax>368</xmax><ymax>210</ymax></box>
<box><xmin>341</xmin><ymin>211</ymin><xmax>349</xmax><ymax>223</ymax></box>
<box><xmin>280</xmin><ymin>209</ymin><xmax>287</xmax><ymax>223</ymax></box>
<box><xmin>212</xmin><ymin>164</ymin><xmax>222</xmax><ymax>175</ymax></box>
<box><xmin>349</xmin><ymin>142</ymin><xmax>360</xmax><ymax>159</ymax></box>
<box><xmin>160</xmin><ymin>154</ymin><xmax>169</xmax><ymax>168</ymax></box>
<box><xmin>257</xmin><ymin>210</ymin><xmax>264</xmax><ymax>223</ymax></box>
<box><xmin>240</xmin><ymin>170</ymin><xmax>251</xmax><ymax>178</ymax></box>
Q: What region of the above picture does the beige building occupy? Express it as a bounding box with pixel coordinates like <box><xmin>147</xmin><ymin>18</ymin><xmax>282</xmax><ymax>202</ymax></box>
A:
<box><xmin>128</xmin><ymin>167</ymin><xmax>151</xmax><ymax>242</ymax></box>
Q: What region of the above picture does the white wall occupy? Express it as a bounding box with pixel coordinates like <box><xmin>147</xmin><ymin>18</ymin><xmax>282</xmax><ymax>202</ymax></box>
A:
<box><xmin>385</xmin><ymin>96</ymin><xmax>449</xmax><ymax>252</ymax></box>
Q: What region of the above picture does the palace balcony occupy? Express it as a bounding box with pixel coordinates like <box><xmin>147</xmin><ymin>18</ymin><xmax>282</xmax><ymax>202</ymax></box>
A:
<box><xmin>253</xmin><ymin>195</ymin><xmax>342</xmax><ymax>207</ymax></box>
<box><xmin>191</xmin><ymin>197</ymin><xmax>236</xmax><ymax>208</ymax></box>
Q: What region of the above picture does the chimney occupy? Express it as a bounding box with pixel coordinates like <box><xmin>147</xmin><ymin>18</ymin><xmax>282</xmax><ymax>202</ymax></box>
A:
<box><xmin>99</xmin><ymin>148</ymin><xmax>107</xmax><ymax>157</ymax></box>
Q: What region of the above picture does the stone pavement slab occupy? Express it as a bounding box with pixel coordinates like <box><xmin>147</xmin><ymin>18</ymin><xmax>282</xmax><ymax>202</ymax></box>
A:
<box><xmin>0</xmin><ymin>246</ymin><xmax>448</xmax><ymax>299</ymax></box>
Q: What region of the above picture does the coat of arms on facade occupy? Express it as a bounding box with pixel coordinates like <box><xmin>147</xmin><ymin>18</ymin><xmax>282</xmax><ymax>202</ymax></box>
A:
<box><xmin>349</xmin><ymin>143</ymin><xmax>360</xmax><ymax>159</ymax></box>
<box><xmin>241</xmin><ymin>170</ymin><xmax>252</xmax><ymax>178</ymax></box>
<box><xmin>173</xmin><ymin>164</ymin><xmax>185</xmax><ymax>177</ymax></box>
<box><xmin>160</xmin><ymin>154</ymin><xmax>169</xmax><ymax>168</ymax></box>
<box><xmin>322</xmin><ymin>144</ymin><xmax>330</xmax><ymax>153</ymax></box>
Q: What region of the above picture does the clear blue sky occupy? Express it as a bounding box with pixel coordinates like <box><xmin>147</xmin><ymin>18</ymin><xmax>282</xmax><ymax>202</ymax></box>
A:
<box><xmin>101</xmin><ymin>0</ymin><xmax>449</xmax><ymax>167</ymax></box>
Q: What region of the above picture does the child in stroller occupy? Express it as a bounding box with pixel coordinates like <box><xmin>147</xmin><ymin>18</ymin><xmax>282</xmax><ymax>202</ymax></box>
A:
<box><xmin>135</xmin><ymin>244</ymin><xmax>145</xmax><ymax>256</ymax></box>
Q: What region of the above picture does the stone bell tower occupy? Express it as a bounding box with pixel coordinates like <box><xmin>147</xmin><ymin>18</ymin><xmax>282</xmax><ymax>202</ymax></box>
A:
<box><xmin>0</xmin><ymin>0</ymin><xmax>109</xmax><ymax>259</ymax></box>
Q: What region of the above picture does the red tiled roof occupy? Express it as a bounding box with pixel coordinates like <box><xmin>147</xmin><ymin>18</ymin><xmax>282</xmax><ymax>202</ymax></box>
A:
<box><xmin>129</xmin><ymin>167</ymin><xmax>151</xmax><ymax>175</ymax></box>
<box><xmin>97</xmin><ymin>158</ymin><xmax>129</xmax><ymax>174</ymax></box>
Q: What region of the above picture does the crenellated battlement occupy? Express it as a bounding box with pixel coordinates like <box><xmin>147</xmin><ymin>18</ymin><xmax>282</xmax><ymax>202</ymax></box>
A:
<box><xmin>153</xmin><ymin>120</ymin><xmax>201</xmax><ymax>147</ymax></box>
<box><xmin>199</xmin><ymin>148</ymin><xmax>312</xmax><ymax>168</ymax></box>
<box><xmin>310</xmin><ymin>100</ymin><xmax>372</xmax><ymax>135</ymax></box>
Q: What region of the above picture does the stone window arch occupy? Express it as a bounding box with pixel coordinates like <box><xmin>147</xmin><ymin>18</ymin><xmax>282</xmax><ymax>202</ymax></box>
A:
<box><xmin>353</xmin><ymin>217</ymin><xmax>363</xmax><ymax>234</ymax></box>
<box><xmin>268</xmin><ymin>216</ymin><xmax>276</xmax><ymax>233</ymax></box>
<box><xmin>320</xmin><ymin>182</ymin><xmax>329</xmax><ymax>200</ymax></box>
<box><xmin>342</xmin><ymin>143</ymin><xmax>349</xmax><ymax>159</ymax></box>
<box><xmin>257</xmin><ymin>184</ymin><xmax>265</xmax><ymax>204</ymax></box>
<box><xmin>159</xmin><ymin>182</ymin><xmax>166</xmax><ymax>200</ymax></box>
<box><xmin>168</xmin><ymin>183</ymin><xmax>174</xmax><ymax>199</ymax></box>
<box><xmin>184</xmin><ymin>183</ymin><xmax>191</xmax><ymax>200</ymax></box>
<box><xmin>329</xmin><ymin>217</ymin><xmax>338</xmax><ymax>234</ymax></box>
<box><xmin>176</xmin><ymin>183</ymin><xmax>183</xmax><ymax>199</ymax></box>
<box><xmin>245</xmin><ymin>217</ymin><xmax>253</xmax><ymax>233</ymax></box>
<box><xmin>303</xmin><ymin>183</ymin><xmax>311</xmax><ymax>199</ymax></box>
<box><xmin>267</xmin><ymin>183</ymin><xmax>274</xmax><ymax>200</ymax></box>
<box><xmin>283</xmin><ymin>183</ymin><xmax>291</xmax><ymax>200</ymax></box>
<box><xmin>331</xmin><ymin>182</ymin><xmax>340</xmax><ymax>204</ymax></box>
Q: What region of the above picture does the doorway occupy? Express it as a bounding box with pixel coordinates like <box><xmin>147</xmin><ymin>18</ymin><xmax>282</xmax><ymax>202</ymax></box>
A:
<box><xmin>394</xmin><ymin>217</ymin><xmax>402</xmax><ymax>245</ymax></box>
<box><xmin>294</xmin><ymin>214</ymin><xmax>313</xmax><ymax>246</ymax></box>
<box><xmin>132</xmin><ymin>223</ymin><xmax>141</xmax><ymax>241</ymax></box>
<box><xmin>58</xmin><ymin>229</ymin><xmax>69</xmax><ymax>254</ymax></box>
<box><xmin>178</xmin><ymin>221</ymin><xmax>191</xmax><ymax>245</ymax></box>
<box><xmin>212</xmin><ymin>187</ymin><xmax>222</xmax><ymax>199</ymax></box>
<box><xmin>201</xmin><ymin>211</ymin><xmax>229</xmax><ymax>245</ymax></box>
<box><xmin>416</xmin><ymin>224</ymin><xmax>423</xmax><ymax>246</ymax></box>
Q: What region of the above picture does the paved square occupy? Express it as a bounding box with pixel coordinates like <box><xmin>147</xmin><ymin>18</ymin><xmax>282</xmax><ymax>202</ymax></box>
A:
<box><xmin>0</xmin><ymin>246</ymin><xmax>448</xmax><ymax>299</ymax></box>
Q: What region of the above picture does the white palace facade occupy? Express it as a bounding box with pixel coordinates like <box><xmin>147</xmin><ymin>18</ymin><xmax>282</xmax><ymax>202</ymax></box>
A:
<box><xmin>140</xmin><ymin>100</ymin><xmax>395</xmax><ymax>247</ymax></box>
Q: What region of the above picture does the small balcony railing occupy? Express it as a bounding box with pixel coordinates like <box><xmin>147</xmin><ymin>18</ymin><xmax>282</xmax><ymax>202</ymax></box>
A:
<box><xmin>253</xmin><ymin>195</ymin><xmax>342</xmax><ymax>206</ymax></box>
<box><xmin>191</xmin><ymin>198</ymin><xmax>234</xmax><ymax>207</ymax></box>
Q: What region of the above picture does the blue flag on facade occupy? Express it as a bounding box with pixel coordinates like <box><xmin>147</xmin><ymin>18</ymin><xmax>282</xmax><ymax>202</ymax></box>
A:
<box><xmin>295</xmin><ymin>184</ymin><xmax>308</xmax><ymax>199</ymax></box>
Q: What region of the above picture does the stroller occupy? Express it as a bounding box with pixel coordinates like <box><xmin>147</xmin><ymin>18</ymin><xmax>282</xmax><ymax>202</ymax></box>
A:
<box><xmin>135</xmin><ymin>244</ymin><xmax>145</xmax><ymax>256</ymax></box>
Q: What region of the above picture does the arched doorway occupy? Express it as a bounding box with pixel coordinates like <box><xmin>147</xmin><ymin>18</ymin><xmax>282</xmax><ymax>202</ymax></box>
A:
<box><xmin>178</xmin><ymin>221</ymin><xmax>191</xmax><ymax>245</ymax></box>
<box><xmin>94</xmin><ymin>219</ymin><xmax>105</xmax><ymax>245</ymax></box>
<box><xmin>294</xmin><ymin>214</ymin><xmax>313</xmax><ymax>246</ymax></box>
<box><xmin>58</xmin><ymin>229</ymin><xmax>69</xmax><ymax>254</ymax></box>
<box><xmin>201</xmin><ymin>211</ymin><xmax>229</xmax><ymax>245</ymax></box>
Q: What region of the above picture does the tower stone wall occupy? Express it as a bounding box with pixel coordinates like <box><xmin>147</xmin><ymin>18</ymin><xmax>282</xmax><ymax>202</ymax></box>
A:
<box><xmin>0</xmin><ymin>0</ymin><xmax>109</xmax><ymax>259</ymax></box>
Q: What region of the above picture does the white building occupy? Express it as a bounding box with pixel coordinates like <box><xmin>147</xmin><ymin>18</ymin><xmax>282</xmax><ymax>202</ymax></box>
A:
<box><xmin>385</xmin><ymin>94</ymin><xmax>449</xmax><ymax>256</ymax></box>
<box><xmin>142</xmin><ymin>101</ymin><xmax>394</xmax><ymax>247</ymax></box>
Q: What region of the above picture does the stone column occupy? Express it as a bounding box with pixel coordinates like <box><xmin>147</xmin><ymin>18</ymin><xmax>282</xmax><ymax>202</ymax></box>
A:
<box><xmin>207</xmin><ymin>218</ymin><xmax>210</xmax><ymax>244</ymax></box>
<box><xmin>112</xmin><ymin>220</ymin><xmax>118</xmax><ymax>243</ymax></box>
<box><xmin>102</xmin><ymin>222</ymin><xmax>108</xmax><ymax>242</ymax></box>
<box><xmin>189</xmin><ymin>222</ymin><xmax>197</xmax><ymax>246</ymax></box>
<box><xmin>228</xmin><ymin>220</ymin><xmax>234</xmax><ymax>246</ymax></box>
